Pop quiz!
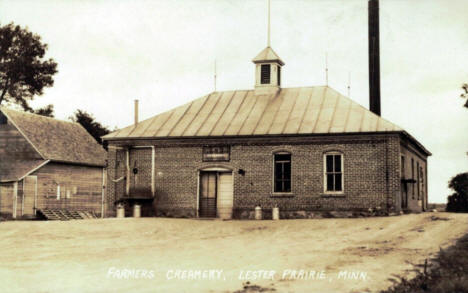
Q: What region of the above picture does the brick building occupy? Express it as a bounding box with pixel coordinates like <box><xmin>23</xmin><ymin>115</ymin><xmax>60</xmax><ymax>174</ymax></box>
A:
<box><xmin>102</xmin><ymin>46</ymin><xmax>431</xmax><ymax>219</ymax></box>
<box><xmin>0</xmin><ymin>107</ymin><xmax>107</xmax><ymax>219</ymax></box>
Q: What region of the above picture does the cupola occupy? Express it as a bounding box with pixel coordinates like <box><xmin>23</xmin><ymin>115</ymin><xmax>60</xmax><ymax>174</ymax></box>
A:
<box><xmin>252</xmin><ymin>46</ymin><xmax>284</xmax><ymax>96</ymax></box>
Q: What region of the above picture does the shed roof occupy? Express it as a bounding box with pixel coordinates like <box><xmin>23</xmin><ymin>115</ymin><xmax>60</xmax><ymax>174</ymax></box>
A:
<box><xmin>104</xmin><ymin>86</ymin><xmax>403</xmax><ymax>140</ymax></box>
<box><xmin>0</xmin><ymin>107</ymin><xmax>106</xmax><ymax>167</ymax></box>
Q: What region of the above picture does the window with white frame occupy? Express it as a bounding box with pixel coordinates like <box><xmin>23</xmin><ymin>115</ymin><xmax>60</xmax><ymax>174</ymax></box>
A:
<box><xmin>324</xmin><ymin>152</ymin><xmax>344</xmax><ymax>193</ymax></box>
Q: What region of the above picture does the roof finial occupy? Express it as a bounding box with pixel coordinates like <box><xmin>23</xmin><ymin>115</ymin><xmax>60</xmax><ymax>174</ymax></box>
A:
<box><xmin>214</xmin><ymin>59</ymin><xmax>217</xmax><ymax>92</ymax></box>
<box><xmin>325</xmin><ymin>52</ymin><xmax>329</xmax><ymax>86</ymax></box>
<box><xmin>267</xmin><ymin>0</ymin><xmax>271</xmax><ymax>47</ymax></box>
<box><xmin>347</xmin><ymin>71</ymin><xmax>351</xmax><ymax>97</ymax></box>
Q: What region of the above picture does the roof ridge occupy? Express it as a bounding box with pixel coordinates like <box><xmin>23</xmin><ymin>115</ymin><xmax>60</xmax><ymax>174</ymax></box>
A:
<box><xmin>0</xmin><ymin>106</ymin><xmax>79</xmax><ymax>125</ymax></box>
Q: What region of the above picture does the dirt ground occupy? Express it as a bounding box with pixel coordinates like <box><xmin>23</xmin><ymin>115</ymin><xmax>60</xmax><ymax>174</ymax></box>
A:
<box><xmin>1</xmin><ymin>213</ymin><xmax>467</xmax><ymax>293</ymax></box>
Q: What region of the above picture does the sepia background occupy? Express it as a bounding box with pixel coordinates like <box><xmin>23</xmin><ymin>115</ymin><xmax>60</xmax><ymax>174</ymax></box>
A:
<box><xmin>1</xmin><ymin>0</ymin><xmax>466</xmax><ymax>203</ymax></box>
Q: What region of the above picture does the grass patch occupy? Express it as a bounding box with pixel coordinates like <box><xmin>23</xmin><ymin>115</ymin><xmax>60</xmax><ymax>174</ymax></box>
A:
<box><xmin>382</xmin><ymin>233</ymin><xmax>468</xmax><ymax>293</ymax></box>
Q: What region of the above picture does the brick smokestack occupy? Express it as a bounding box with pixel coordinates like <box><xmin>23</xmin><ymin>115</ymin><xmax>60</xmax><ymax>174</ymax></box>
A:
<box><xmin>368</xmin><ymin>0</ymin><xmax>381</xmax><ymax>116</ymax></box>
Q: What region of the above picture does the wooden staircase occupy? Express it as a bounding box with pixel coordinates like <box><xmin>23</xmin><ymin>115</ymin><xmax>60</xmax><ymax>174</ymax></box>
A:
<box><xmin>37</xmin><ymin>209</ymin><xmax>99</xmax><ymax>221</ymax></box>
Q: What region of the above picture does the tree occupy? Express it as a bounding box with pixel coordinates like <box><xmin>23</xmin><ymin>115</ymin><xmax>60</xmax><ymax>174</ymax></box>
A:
<box><xmin>33</xmin><ymin>104</ymin><xmax>54</xmax><ymax>117</ymax></box>
<box><xmin>461</xmin><ymin>83</ymin><xmax>468</xmax><ymax>109</ymax></box>
<box><xmin>0</xmin><ymin>23</ymin><xmax>58</xmax><ymax>113</ymax></box>
<box><xmin>70</xmin><ymin>109</ymin><xmax>110</xmax><ymax>144</ymax></box>
<box><xmin>446</xmin><ymin>172</ymin><xmax>468</xmax><ymax>212</ymax></box>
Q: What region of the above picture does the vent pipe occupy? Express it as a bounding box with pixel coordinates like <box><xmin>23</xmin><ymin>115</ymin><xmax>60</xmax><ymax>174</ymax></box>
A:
<box><xmin>368</xmin><ymin>0</ymin><xmax>381</xmax><ymax>116</ymax></box>
<box><xmin>134</xmin><ymin>99</ymin><xmax>139</xmax><ymax>126</ymax></box>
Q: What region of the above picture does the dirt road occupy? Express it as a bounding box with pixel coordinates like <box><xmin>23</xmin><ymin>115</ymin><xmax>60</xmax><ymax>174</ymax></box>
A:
<box><xmin>1</xmin><ymin>213</ymin><xmax>467</xmax><ymax>293</ymax></box>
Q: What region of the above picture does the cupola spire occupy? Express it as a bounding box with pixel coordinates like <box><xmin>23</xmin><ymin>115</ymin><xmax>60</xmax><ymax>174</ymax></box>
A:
<box><xmin>252</xmin><ymin>0</ymin><xmax>284</xmax><ymax>96</ymax></box>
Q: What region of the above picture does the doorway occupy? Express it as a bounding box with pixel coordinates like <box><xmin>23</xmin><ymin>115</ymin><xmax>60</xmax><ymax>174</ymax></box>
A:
<box><xmin>199</xmin><ymin>171</ymin><xmax>233</xmax><ymax>219</ymax></box>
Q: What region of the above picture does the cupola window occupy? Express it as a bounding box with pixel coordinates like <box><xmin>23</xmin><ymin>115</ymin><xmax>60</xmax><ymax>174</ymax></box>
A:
<box><xmin>260</xmin><ymin>64</ymin><xmax>271</xmax><ymax>84</ymax></box>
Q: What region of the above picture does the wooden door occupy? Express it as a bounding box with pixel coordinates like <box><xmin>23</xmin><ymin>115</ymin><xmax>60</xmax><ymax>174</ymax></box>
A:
<box><xmin>401</xmin><ymin>183</ymin><xmax>408</xmax><ymax>209</ymax></box>
<box><xmin>217</xmin><ymin>172</ymin><xmax>233</xmax><ymax>219</ymax></box>
<box><xmin>23</xmin><ymin>176</ymin><xmax>37</xmax><ymax>217</ymax></box>
<box><xmin>199</xmin><ymin>172</ymin><xmax>217</xmax><ymax>218</ymax></box>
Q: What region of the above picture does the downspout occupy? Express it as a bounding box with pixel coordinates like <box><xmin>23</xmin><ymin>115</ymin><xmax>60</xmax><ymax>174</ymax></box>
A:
<box><xmin>21</xmin><ymin>179</ymin><xmax>25</xmax><ymax>217</ymax></box>
<box><xmin>126</xmin><ymin>148</ymin><xmax>130</xmax><ymax>196</ymax></box>
<box><xmin>151</xmin><ymin>146</ymin><xmax>155</xmax><ymax>197</ymax></box>
<box><xmin>101</xmin><ymin>167</ymin><xmax>106</xmax><ymax>218</ymax></box>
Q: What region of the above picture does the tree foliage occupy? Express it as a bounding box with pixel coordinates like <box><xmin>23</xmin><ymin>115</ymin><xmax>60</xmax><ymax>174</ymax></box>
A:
<box><xmin>33</xmin><ymin>104</ymin><xmax>54</xmax><ymax>117</ymax></box>
<box><xmin>461</xmin><ymin>83</ymin><xmax>468</xmax><ymax>109</ymax></box>
<box><xmin>0</xmin><ymin>23</ymin><xmax>57</xmax><ymax>113</ymax></box>
<box><xmin>446</xmin><ymin>172</ymin><xmax>468</xmax><ymax>212</ymax></box>
<box><xmin>70</xmin><ymin>109</ymin><xmax>110</xmax><ymax>144</ymax></box>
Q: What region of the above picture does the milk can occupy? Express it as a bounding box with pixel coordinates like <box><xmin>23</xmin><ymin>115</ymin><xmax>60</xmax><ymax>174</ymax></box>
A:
<box><xmin>255</xmin><ymin>206</ymin><xmax>262</xmax><ymax>220</ymax></box>
<box><xmin>133</xmin><ymin>204</ymin><xmax>141</xmax><ymax>218</ymax></box>
<box><xmin>272</xmin><ymin>207</ymin><xmax>280</xmax><ymax>220</ymax></box>
<box><xmin>116</xmin><ymin>203</ymin><xmax>125</xmax><ymax>218</ymax></box>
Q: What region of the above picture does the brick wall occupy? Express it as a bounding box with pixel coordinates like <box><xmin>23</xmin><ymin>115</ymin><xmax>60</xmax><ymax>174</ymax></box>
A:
<box><xmin>399</xmin><ymin>137</ymin><xmax>428</xmax><ymax>212</ymax></box>
<box><xmin>106</xmin><ymin>133</ymin><xmax>404</xmax><ymax>218</ymax></box>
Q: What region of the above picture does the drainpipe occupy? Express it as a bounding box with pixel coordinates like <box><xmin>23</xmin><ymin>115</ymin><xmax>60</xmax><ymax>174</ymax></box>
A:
<box><xmin>101</xmin><ymin>167</ymin><xmax>106</xmax><ymax>218</ymax></box>
<box><xmin>126</xmin><ymin>148</ymin><xmax>130</xmax><ymax>196</ymax></box>
<box><xmin>151</xmin><ymin>146</ymin><xmax>155</xmax><ymax>197</ymax></box>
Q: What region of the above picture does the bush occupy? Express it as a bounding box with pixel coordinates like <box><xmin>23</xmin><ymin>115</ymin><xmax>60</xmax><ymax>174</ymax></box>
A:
<box><xmin>446</xmin><ymin>172</ymin><xmax>468</xmax><ymax>213</ymax></box>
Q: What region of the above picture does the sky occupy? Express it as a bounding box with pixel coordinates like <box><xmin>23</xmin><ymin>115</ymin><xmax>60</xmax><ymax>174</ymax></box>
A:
<box><xmin>1</xmin><ymin>0</ymin><xmax>467</xmax><ymax>203</ymax></box>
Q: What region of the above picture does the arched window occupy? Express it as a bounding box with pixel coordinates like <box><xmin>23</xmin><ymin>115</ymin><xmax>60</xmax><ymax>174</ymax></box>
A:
<box><xmin>274</xmin><ymin>152</ymin><xmax>291</xmax><ymax>193</ymax></box>
<box><xmin>324</xmin><ymin>152</ymin><xmax>344</xmax><ymax>193</ymax></box>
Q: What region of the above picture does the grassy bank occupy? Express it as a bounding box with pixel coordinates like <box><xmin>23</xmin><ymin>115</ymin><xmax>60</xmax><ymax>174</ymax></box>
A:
<box><xmin>382</xmin><ymin>231</ymin><xmax>468</xmax><ymax>293</ymax></box>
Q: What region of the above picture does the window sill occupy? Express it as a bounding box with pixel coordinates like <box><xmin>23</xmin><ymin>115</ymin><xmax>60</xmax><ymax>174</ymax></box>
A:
<box><xmin>270</xmin><ymin>193</ymin><xmax>295</xmax><ymax>198</ymax></box>
<box><xmin>321</xmin><ymin>193</ymin><xmax>345</xmax><ymax>198</ymax></box>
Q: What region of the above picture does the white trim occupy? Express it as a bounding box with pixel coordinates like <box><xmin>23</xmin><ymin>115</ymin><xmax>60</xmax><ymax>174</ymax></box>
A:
<box><xmin>199</xmin><ymin>167</ymin><xmax>232</xmax><ymax>172</ymax></box>
<box><xmin>133</xmin><ymin>146</ymin><xmax>153</xmax><ymax>149</ymax></box>
<box><xmin>126</xmin><ymin>149</ymin><xmax>130</xmax><ymax>196</ymax></box>
<box><xmin>30</xmin><ymin>176</ymin><xmax>38</xmax><ymax>216</ymax></box>
<box><xmin>323</xmin><ymin>152</ymin><xmax>344</xmax><ymax>194</ymax></box>
<box><xmin>1</xmin><ymin>110</ymin><xmax>47</xmax><ymax>159</ymax></box>
<box><xmin>18</xmin><ymin>160</ymin><xmax>50</xmax><ymax>181</ymax></box>
<box><xmin>12</xmin><ymin>182</ymin><xmax>18</xmax><ymax>219</ymax></box>
<box><xmin>107</xmin><ymin>145</ymin><xmax>125</xmax><ymax>150</ymax></box>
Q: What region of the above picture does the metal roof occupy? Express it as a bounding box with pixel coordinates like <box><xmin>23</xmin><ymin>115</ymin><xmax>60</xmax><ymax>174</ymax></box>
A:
<box><xmin>103</xmin><ymin>86</ymin><xmax>403</xmax><ymax>140</ymax></box>
<box><xmin>252</xmin><ymin>46</ymin><xmax>285</xmax><ymax>66</ymax></box>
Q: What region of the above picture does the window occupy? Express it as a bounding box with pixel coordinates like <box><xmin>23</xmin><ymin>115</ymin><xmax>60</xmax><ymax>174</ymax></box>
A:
<box><xmin>401</xmin><ymin>156</ymin><xmax>405</xmax><ymax>178</ymax></box>
<box><xmin>274</xmin><ymin>153</ymin><xmax>291</xmax><ymax>193</ymax></box>
<box><xmin>277</xmin><ymin>66</ymin><xmax>281</xmax><ymax>86</ymax></box>
<box><xmin>420</xmin><ymin>166</ymin><xmax>424</xmax><ymax>200</ymax></box>
<box><xmin>261</xmin><ymin>64</ymin><xmax>271</xmax><ymax>84</ymax></box>
<box><xmin>324</xmin><ymin>153</ymin><xmax>343</xmax><ymax>193</ymax></box>
<box><xmin>411</xmin><ymin>158</ymin><xmax>415</xmax><ymax>199</ymax></box>
<box><xmin>0</xmin><ymin>113</ymin><xmax>7</xmax><ymax>124</ymax></box>
<box><xmin>417</xmin><ymin>162</ymin><xmax>420</xmax><ymax>200</ymax></box>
